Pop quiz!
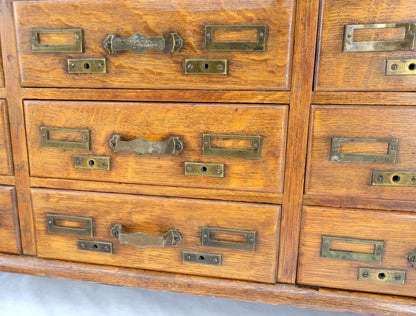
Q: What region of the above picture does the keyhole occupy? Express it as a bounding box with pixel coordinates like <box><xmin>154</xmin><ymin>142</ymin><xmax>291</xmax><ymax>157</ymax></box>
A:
<box><xmin>88</xmin><ymin>160</ymin><xmax>95</xmax><ymax>167</ymax></box>
<box><xmin>408</xmin><ymin>63</ymin><xmax>416</xmax><ymax>71</ymax></box>
<box><xmin>84</xmin><ymin>63</ymin><xmax>90</xmax><ymax>70</ymax></box>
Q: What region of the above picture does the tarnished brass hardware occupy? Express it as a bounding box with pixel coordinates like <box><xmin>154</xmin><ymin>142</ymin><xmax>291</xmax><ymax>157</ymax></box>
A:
<box><xmin>343</xmin><ymin>23</ymin><xmax>416</xmax><ymax>52</ymax></box>
<box><xmin>67</xmin><ymin>58</ymin><xmax>107</xmax><ymax>74</ymax></box>
<box><xmin>185</xmin><ymin>59</ymin><xmax>228</xmax><ymax>75</ymax></box>
<box><xmin>358</xmin><ymin>268</ymin><xmax>406</xmax><ymax>284</ymax></box>
<box><xmin>40</xmin><ymin>127</ymin><xmax>90</xmax><ymax>150</ymax></box>
<box><xmin>103</xmin><ymin>32</ymin><xmax>183</xmax><ymax>55</ymax></box>
<box><xmin>47</xmin><ymin>214</ymin><xmax>93</xmax><ymax>237</ymax></box>
<box><xmin>183</xmin><ymin>251</ymin><xmax>222</xmax><ymax>266</ymax></box>
<box><xmin>408</xmin><ymin>250</ymin><xmax>416</xmax><ymax>268</ymax></box>
<box><xmin>77</xmin><ymin>240</ymin><xmax>112</xmax><ymax>253</ymax></box>
<box><xmin>111</xmin><ymin>224</ymin><xmax>182</xmax><ymax>248</ymax></box>
<box><xmin>202</xmin><ymin>134</ymin><xmax>261</xmax><ymax>159</ymax></box>
<box><xmin>330</xmin><ymin>137</ymin><xmax>398</xmax><ymax>163</ymax></box>
<box><xmin>184</xmin><ymin>162</ymin><xmax>224</xmax><ymax>178</ymax></box>
<box><xmin>386</xmin><ymin>58</ymin><xmax>416</xmax><ymax>75</ymax></box>
<box><xmin>109</xmin><ymin>135</ymin><xmax>183</xmax><ymax>156</ymax></box>
<box><xmin>372</xmin><ymin>170</ymin><xmax>416</xmax><ymax>186</ymax></box>
<box><xmin>73</xmin><ymin>155</ymin><xmax>110</xmax><ymax>171</ymax></box>
<box><xmin>31</xmin><ymin>28</ymin><xmax>83</xmax><ymax>53</ymax></box>
<box><xmin>321</xmin><ymin>236</ymin><xmax>384</xmax><ymax>263</ymax></box>
<box><xmin>205</xmin><ymin>25</ymin><xmax>267</xmax><ymax>51</ymax></box>
<box><xmin>201</xmin><ymin>227</ymin><xmax>256</xmax><ymax>252</ymax></box>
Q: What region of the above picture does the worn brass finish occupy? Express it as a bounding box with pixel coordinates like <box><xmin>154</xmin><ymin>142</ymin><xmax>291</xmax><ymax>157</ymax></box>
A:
<box><xmin>343</xmin><ymin>23</ymin><xmax>416</xmax><ymax>52</ymax></box>
<box><xmin>103</xmin><ymin>32</ymin><xmax>183</xmax><ymax>55</ymax></box>
<box><xmin>40</xmin><ymin>127</ymin><xmax>90</xmax><ymax>150</ymax></box>
<box><xmin>184</xmin><ymin>59</ymin><xmax>228</xmax><ymax>75</ymax></box>
<box><xmin>205</xmin><ymin>25</ymin><xmax>267</xmax><ymax>51</ymax></box>
<box><xmin>201</xmin><ymin>227</ymin><xmax>256</xmax><ymax>252</ymax></box>
<box><xmin>67</xmin><ymin>58</ymin><xmax>107</xmax><ymax>74</ymax></box>
<box><xmin>184</xmin><ymin>162</ymin><xmax>224</xmax><ymax>178</ymax></box>
<box><xmin>77</xmin><ymin>240</ymin><xmax>112</xmax><ymax>253</ymax></box>
<box><xmin>73</xmin><ymin>156</ymin><xmax>110</xmax><ymax>171</ymax></box>
<box><xmin>408</xmin><ymin>250</ymin><xmax>416</xmax><ymax>268</ymax></box>
<box><xmin>111</xmin><ymin>224</ymin><xmax>182</xmax><ymax>249</ymax></box>
<box><xmin>183</xmin><ymin>251</ymin><xmax>222</xmax><ymax>266</ymax></box>
<box><xmin>109</xmin><ymin>135</ymin><xmax>183</xmax><ymax>156</ymax></box>
<box><xmin>321</xmin><ymin>236</ymin><xmax>384</xmax><ymax>263</ymax></box>
<box><xmin>358</xmin><ymin>268</ymin><xmax>406</xmax><ymax>284</ymax></box>
<box><xmin>47</xmin><ymin>214</ymin><xmax>93</xmax><ymax>237</ymax></box>
<box><xmin>330</xmin><ymin>137</ymin><xmax>398</xmax><ymax>163</ymax></box>
<box><xmin>202</xmin><ymin>134</ymin><xmax>261</xmax><ymax>159</ymax></box>
<box><xmin>31</xmin><ymin>28</ymin><xmax>83</xmax><ymax>53</ymax></box>
<box><xmin>372</xmin><ymin>170</ymin><xmax>416</xmax><ymax>186</ymax></box>
<box><xmin>386</xmin><ymin>59</ymin><xmax>416</xmax><ymax>76</ymax></box>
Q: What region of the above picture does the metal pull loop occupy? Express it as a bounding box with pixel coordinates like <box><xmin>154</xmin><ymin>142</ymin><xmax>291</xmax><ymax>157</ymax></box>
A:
<box><xmin>111</xmin><ymin>224</ymin><xmax>182</xmax><ymax>248</ymax></box>
<box><xmin>109</xmin><ymin>135</ymin><xmax>183</xmax><ymax>156</ymax></box>
<box><xmin>103</xmin><ymin>32</ymin><xmax>183</xmax><ymax>55</ymax></box>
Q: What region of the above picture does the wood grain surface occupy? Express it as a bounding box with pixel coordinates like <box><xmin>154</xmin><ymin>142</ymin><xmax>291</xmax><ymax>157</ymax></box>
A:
<box><xmin>0</xmin><ymin>100</ymin><xmax>13</xmax><ymax>176</ymax></box>
<box><xmin>0</xmin><ymin>186</ymin><xmax>20</xmax><ymax>254</ymax></box>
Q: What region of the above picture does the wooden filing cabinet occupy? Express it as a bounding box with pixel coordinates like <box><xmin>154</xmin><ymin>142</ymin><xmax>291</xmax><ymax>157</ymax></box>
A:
<box><xmin>1</xmin><ymin>0</ymin><xmax>416</xmax><ymax>315</ymax></box>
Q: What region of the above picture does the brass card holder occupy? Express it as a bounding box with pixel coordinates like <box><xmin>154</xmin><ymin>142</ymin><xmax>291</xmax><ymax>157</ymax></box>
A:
<box><xmin>74</xmin><ymin>155</ymin><xmax>110</xmax><ymax>171</ymax></box>
<box><xmin>78</xmin><ymin>240</ymin><xmax>112</xmax><ymax>253</ymax></box>
<box><xmin>201</xmin><ymin>227</ymin><xmax>256</xmax><ymax>252</ymax></box>
<box><xmin>41</xmin><ymin>127</ymin><xmax>90</xmax><ymax>150</ymax></box>
<box><xmin>330</xmin><ymin>137</ymin><xmax>398</xmax><ymax>163</ymax></box>
<box><xmin>343</xmin><ymin>23</ymin><xmax>416</xmax><ymax>52</ymax></box>
<box><xmin>31</xmin><ymin>28</ymin><xmax>83</xmax><ymax>53</ymax></box>
<box><xmin>68</xmin><ymin>58</ymin><xmax>107</xmax><ymax>74</ymax></box>
<box><xmin>185</xmin><ymin>59</ymin><xmax>228</xmax><ymax>75</ymax></box>
<box><xmin>358</xmin><ymin>267</ymin><xmax>406</xmax><ymax>284</ymax></box>
<box><xmin>184</xmin><ymin>162</ymin><xmax>224</xmax><ymax>178</ymax></box>
<box><xmin>109</xmin><ymin>135</ymin><xmax>183</xmax><ymax>156</ymax></box>
<box><xmin>386</xmin><ymin>58</ymin><xmax>416</xmax><ymax>75</ymax></box>
<box><xmin>47</xmin><ymin>214</ymin><xmax>94</xmax><ymax>237</ymax></box>
<box><xmin>321</xmin><ymin>236</ymin><xmax>384</xmax><ymax>263</ymax></box>
<box><xmin>183</xmin><ymin>251</ymin><xmax>222</xmax><ymax>266</ymax></box>
<box><xmin>372</xmin><ymin>170</ymin><xmax>416</xmax><ymax>186</ymax></box>
<box><xmin>202</xmin><ymin>134</ymin><xmax>262</xmax><ymax>159</ymax></box>
<box><xmin>205</xmin><ymin>25</ymin><xmax>267</xmax><ymax>51</ymax></box>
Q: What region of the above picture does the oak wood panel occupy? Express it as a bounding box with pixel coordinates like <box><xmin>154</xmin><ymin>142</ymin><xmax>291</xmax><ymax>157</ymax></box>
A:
<box><xmin>306</xmin><ymin>105</ymin><xmax>416</xmax><ymax>203</ymax></box>
<box><xmin>0</xmin><ymin>186</ymin><xmax>20</xmax><ymax>254</ymax></box>
<box><xmin>0</xmin><ymin>0</ymin><xmax>36</xmax><ymax>254</ymax></box>
<box><xmin>30</xmin><ymin>178</ymin><xmax>282</xmax><ymax>204</ymax></box>
<box><xmin>0</xmin><ymin>100</ymin><xmax>13</xmax><ymax>176</ymax></box>
<box><xmin>1</xmin><ymin>254</ymin><xmax>416</xmax><ymax>316</ymax></box>
<box><xmin>13</xmin><ymin>0</ymin><xmax>294</xmax><ymax>91</ymax></box>
<box><xmin>32</xmin><ymin>189</ymin><xmax>280</xmax><ymax>283</ymax></box>
<box><xmin>313</xmin><ymin>92</ymin><xmax>416</xmax><ymax>106</ymax></box>
<box><xmin>0</xmin><ymin>37</ymin><xmax>4</xmax><ymax>87</ymax></box>
<box><xmin>278</xmin><ymin>0</ymin><xmax>320</xmax><ymax>283</ymax></box>
<box><xmin>25</xmin><ymin>101</ymin><xmax>287</xmax><ymax>194</ymax></box>
<box><xmin>315</xmin><ymin>0</ymin><xmax>416</xmax><ymax>91</ymax></box>
<box><xmin>298</xmin><ymin>206</ymin><xmax>416</xmax><ymax>297</ymax></box>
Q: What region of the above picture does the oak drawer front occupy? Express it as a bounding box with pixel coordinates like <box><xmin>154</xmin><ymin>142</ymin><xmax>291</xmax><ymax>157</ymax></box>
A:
<box><xmin>0</xmin><ymin>100</ymin><xmax>13</xmax><ymax>176</ymax></box>
<box><xmin>32</xmin><ymin>189</ymin><xmax>280</xmax><ymax>283</ymax></box>
<box><xmin>298</xmin><ymin>206</ymin><xmax>416</xmax><ymax>297</ymax></box>
<box><xmin>306</xmin><ymin>105</ymin><xmax>416</xmax><ymax>202</ymax></box>
<box><xmin>0</xmin><ymin>38</ymin><xmax>3</xmax><ymax>87</ymax></box>
<box><xmin>13</xmin><ymin>0</ymin><xmax>294</xmax><ymax>91</ymax></box>
<box><xmin>0</xmin><ymin>186</ymin><xmax>20</xmax><ymax>254</ymax></box>
<box><xmin>25</xmin><ymin>101</ymin><xmax>287</xmax><ymax>194</ymax></box>
<box><xmin>316</xmin><ymin>0</ymin><xmax>416</xmax><ymax>91</ymax></box>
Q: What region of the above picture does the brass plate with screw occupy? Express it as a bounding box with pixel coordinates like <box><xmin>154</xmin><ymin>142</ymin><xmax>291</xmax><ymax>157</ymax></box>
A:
<box><xmin>321</xmin><ymin>236</ymin><xmax>384</xmax><ymax>263</ymax></box>
<box><xmin>202</xmin><ymin>134</ymin><xmax>261</xmax><ymax>159</ymax></box>
<box><xmin>205</xmin><ymin>25</ymin><xmax>267</xmax><ymax>51</ymax></box>
<box><xmin>184</xmin><ymin>162</ymin><xmax>224</xmax><ymax>177</ymax></box>
<box><xmin>184</xmin><ymin>59</ymin><xmax>228</xmax><ymax>75</ymax></box>
<box><xmin>67</xmin><ymin>58</ymin><xmax>107</xmax><ymax>74</ymax></box>
<box><xmin>31</xmin><ymin>28</ymin><xmax>83</xmax><ymax>53</ymax></box>
<box><xmin>77</xmin><ymin>240</ymin><xmax>112</xmax><ymax>253</ymax></box>
<box><xmin>343</xmin><ymin>23</ymin><xmax>416</xmax><ymax>52</ymax></box>
<box><xmin>408</xmin><ymin>249</ymin><xmax>416</xmax><ymax>268</ymax></box>
<box><xmin>386</xmin><ymin>59</ymin><xmax>416</xmax><ymax>75</ymax></box>
<box><xmin>330</xmin><ymin>137</ymin><xmax>398</xmax><ymax>163</ymax></box>
<box><xmin>201</xmin><ymin>227</ymin><xmax>256</xmax><ymax>252</ymax></box>
<box><xmin>358</xmin><ymin>268</ymin><xmax>406</xmax><ymax>284</ymax></box>
<box><xmin>183</xmin><ymin>251</ymin><xmax>222</xmax><ymax>266</ymax></box>
<box><xmin>73</xmin><ymin>155</ymin><xmax>110</xmax><ymax>171</ymax></box>
<box><xmin>372</xmin><ymin>170</ymin><xmax>416</xmax><ymax>186</ymax></box>
<box><xmin>40</xmin><ymin>127</ymin><xmax>90</xmax><ymax>150</ymax></box>
<box><xmin>47</xmin><ymin>214</ymin><xmax>93</xmax><ymax>237</ymax></box>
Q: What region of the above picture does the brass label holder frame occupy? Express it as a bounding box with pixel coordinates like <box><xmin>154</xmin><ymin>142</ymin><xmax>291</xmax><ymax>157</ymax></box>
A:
<box><xmin>47</xmin><ymin>214</ymin><xmax>94</xmax><ymax>237</ymax></box>
<box><xmin>321</xmin><ymin>236</ymin><xmax>384</xmax><ymax>263</ymax></box>
<box><xmin>386</xmin><ymin>58</ymin><xmax>416</xmax><ymax>75</ymax></box>
<box><xmin>184</xmin><ymin>162</ymin><xmax>224</xmax><ymax>177</ymax></box>
<box><xmin>358</xmin><ymin>267</ymin><xmax>406</xmax><ymax>284</ymax></box>
<box><xmin>41</xmin><ymin>127</ymin><xmax>90</xmax><ymax>150</ymax></box>
<box><xmin>372</xmin><ymin>170</ymin><xmax>416</xmax><ymax>186</ymax></box>
<box><xmin>205</xmin><ymin>25</ymin><xmax>267</xmax><ymax>51</ymax></box>
<box><xmin>343</xmin><ymin>23</ymin><xmax>416</xmax><ymax>52</ymax></box>
<box><xmin>185</xmin><ymin>59</ymin><xmax>228</xmax><ymax>75</ymax></box>
<box><xmin>183</xmin><ymin>251</ymin><xmax>222</xmax><ymax>266</ymax></box>
<box><xmin>68</xmin><ymin>58</ymin><xmax>107</xmax><ymax>74</ymax></box>
<box><xmin>202</xmin><ymin>227</ymin><xmax>256</xmax><ymax>252</ymax></box>
<box><xmin>31</xmin><ymin>28</ymin><xmax>83</xmax><ymax>53</ymax></box>
<box><xmin>330</xmin><ymin>137</ymin><xmax>398</xmax><ymax>163</ymax></box>
<box><xmin>74</xmin><ymin>155</ymin><xmax>111</xmax><ymax>171</ymax></box>
<box><xmin>202</xmin><ymin>134</ymin><xmax>262</xmax><ymax>159</ymax></box>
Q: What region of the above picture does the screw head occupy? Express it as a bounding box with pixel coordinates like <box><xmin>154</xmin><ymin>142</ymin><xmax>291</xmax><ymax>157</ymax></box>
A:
<box><xmin>206</xmin><ymin>33</ymin><xmax>211</xmax><ymax>38</ymax></box>
<box><xmin>187</xmin><ymin>63</ymin><xmax>194</xmax><ymax>71</ymax></box>
<box><xmin>70</xmin><ymin>63</ymin><xmax>76</xmax><ymax>69</ymax></box>
<box><xmin>186</xmin><ymin>165</ymin><xmax>193</xmax><ymax>172</ymax></box>
<box><xmin>377</xmin><ymin>175</ymin><xmax>384</xmax><ymax>183</ymax></box>
<box><xmin>248</xmin><ymin>237</ymin><xmax>255</xmax><ymax>243</ymax></box>
<box><xmin>259</xmin><ymin>32</ymin><xmax>264</xmax><ymax>38</ymax></box>
<box><xmin>217</xmin><ymin>64</ymin><xmax>224</xmax><ymax>71</ymax></box>
<box><xmin>394</xmin><ymin>273</ymin><xmax>402</xmax><ymax>281</ymax></box>
<box><xmin>80</xmin><ymin>243</ymin><xmax>86</xmax><ymax>249</ymax></box>
<box><xmin>213</xmin><ymin>258</ymin><xmax>218</xmax><ymax>263</ymax></box>
<box><xmin>215</xmin><ymin>168</ymin><xmax>222</xmax><ymax>174</ymax></box>
<box><xmin>391</xmin><ymin>63</ymin><xmax>398</xmax><ymax>71</ymax></box>
<box><xmin>362</xmin><ymin>271</ymin><xmax>369</xmax><ymax>278</ymax></box>
<box><xmin>97</xmin><ymin>63</ymin><xmax>103</xmax><ymax>69</ymax></box>
<box><xmin>75</xmin><ymin>159</ymin><xmax>81</xmax><ymax>165</ymax></box>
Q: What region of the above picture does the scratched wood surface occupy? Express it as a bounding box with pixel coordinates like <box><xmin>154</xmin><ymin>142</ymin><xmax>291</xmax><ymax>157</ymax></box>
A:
<box><xmin>0</xmin><ymin>186</ymin><xmax>20</xmax><ymax>254</ymax></box>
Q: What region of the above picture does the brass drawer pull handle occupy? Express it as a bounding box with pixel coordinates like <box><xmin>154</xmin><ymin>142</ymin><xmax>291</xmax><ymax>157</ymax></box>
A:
<box><xmin>103</xmin><ymin>32</ymin><xmax>183</xmax><ymax>55</ymax></box>
<box><xmin>111</xmin><ymin>224</ymin><xmax>182</xmax><ymax>248</ymax></box>
<box><xmin>109</xmin><ymin>135</ymin><xmax>183</xmax><ymax>156</ymax></box>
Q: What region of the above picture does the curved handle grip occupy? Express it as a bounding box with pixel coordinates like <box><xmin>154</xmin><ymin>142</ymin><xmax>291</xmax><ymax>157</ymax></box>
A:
<box><xmin>103</xmin><ymin>32</ymin><xmax>183</xmax><ymax>55</ymax></box>
<box><xmin>111</xmin><ymin>224</ymin><xmax>182</xmax><ymax>248</ymax></box>
<box><xmin>109</xmin><ymin>135</ymin><xmax>183</xmax><ymax>155</ymax></box>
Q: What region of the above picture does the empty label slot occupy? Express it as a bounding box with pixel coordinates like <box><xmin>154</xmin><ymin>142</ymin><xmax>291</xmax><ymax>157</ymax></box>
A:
<box><xmin>210</xmin><ymin>137</ymin><xmax>254</xmax><ymax>150</ymax></box>
<box><xmin>329</xmin><ymin>239</ymin><xmax>375</xmax><ymax>254</ymax></box>
<box><xmin>340</xmin><ymin>141</ymin><xmax>388</xmax><ymax>155</ymax></box>
<box><xmin>38</xmin><ymin>32</ymin><xmax>78</xmax><ymax>45</ymax></box>
<box><xmin>47</xmin><ymin>214</ymin><xmax>93</xmax><ymax>236</ymax></box>
<box><xmin>213</xmin><ymin>28</ymin><xmax>259</xmax><ymax>42</ymax></box>
<box><xmin>354</xmin><ymin>27</ymin><xmax>406</xmax><ymax>42</ymax></box>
